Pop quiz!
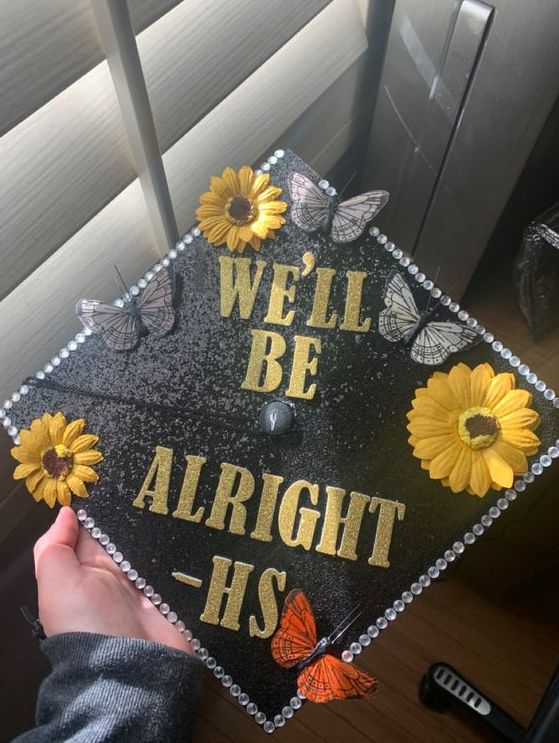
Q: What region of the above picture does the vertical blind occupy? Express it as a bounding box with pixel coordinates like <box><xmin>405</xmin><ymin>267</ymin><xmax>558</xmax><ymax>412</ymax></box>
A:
<box><xmin>0</xmin><ymin>0</ymin><xmax>374</xmax><ymax>528</ymax></box>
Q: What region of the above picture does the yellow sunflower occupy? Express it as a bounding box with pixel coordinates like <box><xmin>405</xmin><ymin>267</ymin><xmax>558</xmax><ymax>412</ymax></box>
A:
<box><xmin>11</xmin><ymin>412</ymin><xmax>103</xmax><ymax>508</ymax></box>
<box><xmin>196</xmin><ymin>165</ymin><xmax>287</xmax><ymax>253</ymax></box>
<box><xmin>407</xmin><ymin>363</ymin><xmax>541</xmax><ymax>497</ymax></box>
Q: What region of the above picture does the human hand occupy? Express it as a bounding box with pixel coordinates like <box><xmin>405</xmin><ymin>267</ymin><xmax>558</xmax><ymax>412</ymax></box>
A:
<box><xmin>33</xmin><ymin>506</ymin><xmax>193</xmax><ymax>654</ymax></box>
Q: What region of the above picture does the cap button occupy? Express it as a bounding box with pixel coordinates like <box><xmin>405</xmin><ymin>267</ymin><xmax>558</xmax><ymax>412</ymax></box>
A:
<box><xmin>259</xmin><ymin>401</ymin><xmax>295</xmax><ymax>436</ymax></box>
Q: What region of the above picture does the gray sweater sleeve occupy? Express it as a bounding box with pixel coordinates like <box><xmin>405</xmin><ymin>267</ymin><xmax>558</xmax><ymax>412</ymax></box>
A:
<box><xmin>14</xmin><ymin>633</ymin><xmax>203</xmax><ymax>743</ymax></box>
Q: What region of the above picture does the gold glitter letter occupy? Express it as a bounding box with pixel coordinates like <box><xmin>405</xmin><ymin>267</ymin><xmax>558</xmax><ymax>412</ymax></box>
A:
<box><xmin>316</xmin><ymin>487</ymin><xmax>370</xmax><ymax>561</ymax></box>
<box><xmin>307</xmin><ymin>267</ymin><xmax>338</xmax><ymax>329</ymax></box>
<box><xmin>241</xmin><ymin>329</ymin><xmax>286</xmax><ymax>393</ymax></box>
<box><xmin>250</xmin><ymin>473</ymin><xmax>284</xmax><ymax>543</ymax></box>
<box><xmin>219</xmin><ymin>256</ymin><xmax>266</xmax><ymax>319</ymax></box>
<box><xmin>278</xmin><ymin>480</ymin><xmax>320</xmax><ymax>550</ymax></box>
<box><xmin>205</xmin><ymin>462</ymin><xmax>255</xmax><ymax>535</ymax></box>
<box><xmin>368</xmin><ymin>497</ymin><xmax>406</xmax><ymax>567</ymax></box>
<box><xmin>263</xmin><ymin>263</ymin><xmax>300</xmax><ymax>326</ymax></box>
<box><xmin>285</xmin><ymin>335</ymin><xmax>322</xmax><ymax>400</ymax></box>
<box><xmin>249</xmin><ymin>568</ymin><xmax>287</xmax><ymax>639</ymax></box>
<box><xmin>200</xmin><ymin>556</ymin><xmax>254</xmax><ymax>631</ymax></box>
<box><xmin>172</xmin><ymin>454</ymin><xmax>206</xmax><ymax>523</ymax></box>
<box><xmin>340</xmin><ymin>270</ymin><xmax>371</xmax><ymax>333</ymax></box>
<box><xmin>132</xmin><ymin>445</ymin><xmax>173</xmax><ymax>515</ymax></box>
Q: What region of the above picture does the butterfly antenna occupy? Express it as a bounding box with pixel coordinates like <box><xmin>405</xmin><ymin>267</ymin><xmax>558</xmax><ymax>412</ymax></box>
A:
<box><xmin>113</xmin><ymin>264</ymin><xmax>129</xmax><ymax>296</ymax></box>
<box><xmin>328</xmin><ymin>604</ymin><xmax>363</xmax><ymax>644</ymax></box>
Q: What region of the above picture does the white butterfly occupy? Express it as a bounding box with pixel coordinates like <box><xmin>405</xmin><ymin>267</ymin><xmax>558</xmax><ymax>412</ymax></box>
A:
<box><xmin>288</xmin><ymin>172</ymin><xmax>389</xmax><ymax>243</ymax></box>
<box><xmin>76</xmin><ymin>268</ymin><xmax>175</xmax><ymax>351</ymax></box>
<box><xmin>378</xmin><ymin>271</ymin><xmax>478</xmax><ymax>365</ymax></box>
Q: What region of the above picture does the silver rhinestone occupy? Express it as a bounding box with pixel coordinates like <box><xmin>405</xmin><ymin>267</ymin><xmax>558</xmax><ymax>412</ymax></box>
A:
<box><xmin>51</xmin><ymin>356</ymin><xmax>61</xmax><ymax>366</ymax></box>
<box><xmin>165</xmin><ymin>611</ymin><xmax>177</xmax><ymax>624</ymax></box>
<box><xmin>255</xmin><ymin>712</ymin><xmax>266</xmax><ymax>724</ymax></box>
<box><xmin>473</xmin><ymin>523</ymin><xmax>484</xmax><ymax>536</ymax></box>
<box><xmin>0</xmin><ymin>409</ymin><xmax>5</xmax><ymax>420</ymax></box>
<box><xmin>483</xmin><ymin>332</ymin><xmax>494</xmax><ymax>343</ymax></box>
<box><xmin>423</xmin><ymin>279</ymin><xmax>434</xmax><ymax>291</ymax></box>
<box><xmin>532</xmin><ymin>463</ymin><xmax>544</xmax><ymax>476</ymax></box>
<box><xmin>419</xmin><ymin>574</ymin><xmax>431</xmax><ymax>588</ymax></box>
<box><xmin>290</xmin><ymin>696</ymin><xmax>302</xmax><ymax>710</ymax></box>
<box><xmin>213</xmin><ymin>666</ymin><xmax>224</xmax><ymax>679</ymax></box>
<box><xmin>394</xmin><ymin>599</ymin><xmax>405</xmax><ymax>612</ymax></box>
<box><xmin>68</xmin><ymin>341</ymin><xmax>78</xmax><ymax>352</ymax></box>
<box><xmin>385</xmin><ymin>241</ymin><xmax>395</xmax><ymax>252</ymax></box>
<box><xmin>263</xmin><ymin>721</ymin><xmax>275</xmax><ymax>734</ymax></box>
<box><xmin>222</xmin><ymin>675</ymin><xmax>232</xmax><ymax>688</ymax></box>
<box><xmin>254</xmin><ymin>168</ymin><xmax>263</xmax><ymax>176</ymax></box>
<box><xmin>481</xmin><ymin>514</ymin><xmax>493</xmax><ymax>528</ymax></box>
<box><xmin>428</xmin><ymin>566</ymin><xmax>440</xmax><ymax>579</ymax></box>
<box><xmin>150</xmin><ymin>593</ymin><xmax>161</xmax><ymax>605</ymax></box>
<box><xmin>393</xmin><ymin>248</ymin><xmax>403</xmax><ymax>259</ymax></box>
<box><xmin>376</xmin><ymin>616</ymin><xmax>388</xmax><ymax>629</ymax></box>
<box><xmin>411</xmin><ymin>582</ymin><xmax>423</xmax><ymax>595</ymax></box>
<box><xmin>282</xmin><ymin>704</ymin><xmax>294</xmax><ymax>718</ymax></box>
<box><xmin>440</xmin><ymin>295</ymin><xmax>451</xmax><ymax>306</ymax></box>
<box><xmin>12</xmin><ymin>433</ymin><xmax>20</xmax><ymax>444</ymax></box>
<box><xmin>247</xmin><ymin>703</ymin><xmax>258</xmax><ymax>715</ymax></box>
<box><xmin>326</xmin><ymin>186</ymin><xmax>337</xmax><ymax>197</ymax></box>
<box><xmin>297</xmin><ymin>689</ymin><xmax>306</xmax><ymax>700</ymax></box>
<box><xmin>549</xmin><ymin>446</ymin><xmax>559</xmax><ymax>459</ymax></box>
<box><xmin>350</xmin><ymin>642</ymin><xmax>362</xmax><ymax>654</ymax></box>
<box><xmin>184</xmin><ymin>234</ymin><xmax>193</xmax><ymax>245</ymax></box>
<box><xmin>554</xmin><ymin>398</ymin><xmax>559</xmax><ymax>408</ymax></box>
<box><xmin>183</xmin><ymin>630</ymin><xmax>193</xmax><ymax>642</ymax></box>
<box><xmin>112</xmin><ymin>552</ymin><xmax>123</xmax><ymax>564</ymax></box>
<box><xmin>369</xmin><ymin>226</ymin><xmax>380</xmax><ymax>236</ymax></box>
<box><xmin>191</xmin><ymin>227</ymin><xmax>201</xmax><ymax>237</ymax></box>
<box><xmin>431</xmin><ymin>287</ymin><xmax>442</xmax><ymax>299</ymax></box>
<box><xmin>415</xmin><ymin>271</ymin><xmax>426</xmax><ymax>282</ymax></box>
<box><xmin>76</xmin><ymin>332</ymin><xmax>86</xmax><ymax>343</ymax></box>
<box><xmin>341</xmin><ymin>650</ymin><xmax>353</xmax><ymax>663</ymax></box>
<box><xmin>2</xmin><ymin>417</ymin><xmax>11</xmax><ymax>428</ymax></box>
<box><xmin>541</xmin><ymin>454</ymin><xmax>552</xmax><ymax>467</ymax></box>
<box><xmin>436</xmin><ymin>558</ymin><xmax>448</xmax><ymax>570</ymax></box>
<box><xmin>36</xmin><ymin>370</ymin><xmax>46</xmax><ymax>379</ymax></box>
<box><xmin>489</xmin><ymin>507</ymin><xmax>500</xmax><ymax>520</ymax></box>
<box><xmin>153</xmin><ymin>263</ymin><xmax>162</xmax><ymax>273</ymax></box>
<box><xmin>159</xmin><ymin>603</ymin><xmax>170</xmax><ymax>615</ymax></box>
<box><xmin>402</xmin><ymin>591</ymin><xmax>414</xmax><ymax>603</ymax></box>
<box><xmin>492</xmin><ymin>340</ymin><xmax>503</xmax><ymax>352</ymax></box>
<box><xmin>458</xmin><ymin>310</ymin><xmax>469</xmax><ymax>321</ymax></box>
<box><xmin>84</xmin><ymin>517</ymin><xmax>94</xmax><ymax>529</ymax></box>
<box><xmin>77</xmin><ymin>509</ymin><xmax>87</xmax><ymax>521</ymax></box>
<box><xmin>161</xmin><ymin>258</ymin><xmax>170</xmax><ymax>268</ymax></box>
<box><xmin>444</xmin><ymin>550</ymin><xmax>456</xmax><ymax>562</ymax></box>
<box><xmin>399</xmin><ymin>255</ymin><xmax>411</xmax><ymax>267</ymax></box>
<box><xmin>378</xmin><ymin>234</ymin><xmax>388</xmax><ymax>245</ymax></box>
<box><xmin>106</xmin><ymin>543</ymin><xmax>116</xmax><ymax>555</ymax></box>
<box><xmin>464</xmin><ymin>532</ymin><xmax>476</xmax><ymax>545</ymax></box>
<box><xmin>197</xmin><ymin>647</ymin><xmax>209</xmax><ymax>660</ymax></box>
<box><xmin>190</xmin><ymin>638</ymin><xmax>200</xmax><ymax>651</ymax></box>
<box><xmin>8</xmin><ymin>426</ymin><xmax>18</xmax><ymax>437</ymax></box>
<box><xmin>11</xmin><ymin>392</ymin><xmax>20</xmax><ymax>403</ymax></box>
<box><xmin>168</xmin><ymin>249</ymin><xmax>178</xmax><ymax>260</ymax></box>
<box><xmin>44</xmin><ymin>364</ymin><xmax>54</xmax><ymax>374</ymax></box>
<box><xmin>408</xmin><ymin>264</ymin><xmax>419</xmax><ymax>275</ymax></box>
<box><xmin>273</xmin><ymin>717</ymin><xmax>284</xmax><ymax>729</ymax></box>
<box><xmin>274</xmin><ymin>149</ymin><xmax>285</xmax><ymax>158</ymax></box>
<box><xmin>268</xmin><ymin>156</ymin><xmax>278</xmax><ymax>166</ymax></box>
<box><xmin>518</xmin><ymin>364</ymin><xmax>530</xmax><ymax>376</ymax></box>
<box><xmin>535</xmin><ymin>380</ymin><xmax>546</xmax><ymax>392</ymax></box>
<box><xmin>113</xmin><ymin>298</ymin><xmax>125</xmax><ymax>309</ymax></box>
<box><xmin>175</xmin><ymin>620</ymin><xmax>185</xmax><ymax>632</ymax></box>
<box><xmin>175</xmin><ymin>240</ymin><xmax>185</xmax><ymax>253</ymax></box>
<box><xmin>318</xmin><ymin>179</ymin><xmax>329</xmax><ymax>189</ymax></box>
<box><xmin>476</xmin><ymin>325</ymin><xmax>486</xmax><ymax>335</ymax></box>
<box><xmin>127</xmin><ymin>569</ymin><xmax>138</xmax><ymax>581</ymax></box>
<box><xmin>84</xmin><ymin>327</ymin><xmax>92</xmax><ymax>336</ymax></box>
<box><xmin>59</xmin><ymin>348</ymin><xmax>69</xmax><ymax>359</ymax></box>
<box><xmin>505</xmin><ymin>489</ymin><xmax>517</xmax><ymax>502</ymax></box>
<box><xmin>262</xmin><ymin>162</ymin><xmax>270</xmax><ymax>172</ymax></box>
<box><xmin>516</xmin><ymin>478</ymin><xmax>527</xmax><ymax>490</ymax></box>
<box><xmin>129</xmin><ymin>285</ymin><xmax>140</xmax><ymax>297</ymax></box>
<box><xmin>367</xmin><ymin>625</ymin><xmax>379</xmax><ymax>638</ymax></box>
<box><xmin>3</xmin><ymin>399</ymin><xmax>12</xmax><ymax>409</ymax></box>
<box><xmin>205</xmin><ymin>656</ymin><xmax>215</xmax><ymax>668</ymax></box>
<box><xmin>135</xmin><ymin>577</ymin><xmax>146</xmax><ymax>589</ymax></box>
<box><xmin>545</xmin><ymin>388</ymin><xmax>556</xmax><ymax>401</ymax></box>
<box><xmin>385</xmin><ymin>608</ymin><xmax>397</xmax><ymax>621</ymax></box>
<box><xmin>359</xmin><ymin>634</ymin><xmax>371</xmax><ymax>646</ymax></box>
<box><xmin>91</xmin><ymin>527</ymin><xmax>101</xmax><ymax>539</ymax></box>
<box><xmin>143</xmin><ymin>585</ymin><xmax>154</xmax><ymax>598</ymax></box>
<box><xmin>497</xmin><ymin>498</ymin><xmax>509</xmax><ymax>511</ymax></box>
<box><xmin>238</xmin><ymin>692</ymin><xmax>250</xmax><ymax>705</ymax></box>
<box><xmin>120</xmin><ymin>561</ymin><xmax>131</xmax><ymax>573</ymax></box>
<box><xmin>466</xmin><ymin>317</ymin><xmax>478</xmax><ymax>328</ymax></box>
<box><xmin>449</xmin><ymin>302</ymin><xmax>459</xmax><ymax>313</ymax></box>
<box><xmin>527</xmin><ymin>372</ymin><xmax>538</xmax><ymax>384</ymax></box>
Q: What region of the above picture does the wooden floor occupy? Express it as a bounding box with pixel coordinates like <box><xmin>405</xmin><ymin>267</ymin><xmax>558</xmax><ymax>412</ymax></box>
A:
<box><xmin>192</xmin><ymin>575</ymin><xmax>559</xmax><ymax>742</ymax></box>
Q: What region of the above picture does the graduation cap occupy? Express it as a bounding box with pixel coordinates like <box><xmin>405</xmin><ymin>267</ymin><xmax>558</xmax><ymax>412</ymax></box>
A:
<box><xmin>6</xmin><ymin>150</ymin><xmax>559</xmax><ymax>732</ymax></box>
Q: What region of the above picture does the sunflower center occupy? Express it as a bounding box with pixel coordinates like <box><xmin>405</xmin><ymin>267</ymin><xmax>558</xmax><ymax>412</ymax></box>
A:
<box><xmin>458</xmin><ymin>407</ymin><xmax>500</xmax><ymax>450</ymax></box>
<box><xmin>225</xmin><ymin>195</ymin><xmax>256</xmax><ymax>225</ymax></box>
<box><xmin>42</xmin><ymin>444</ymin><xmax>73</xmax><ymax>479</ymax></box>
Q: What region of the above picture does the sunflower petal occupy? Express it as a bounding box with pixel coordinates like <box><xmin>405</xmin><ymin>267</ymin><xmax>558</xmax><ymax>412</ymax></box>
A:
<box><xmin>493</xmin><ymin>389</ymin><xmax>532</xmax><ymax>417</ymax></box>
<box><xmin>251</xmin><ymin>173</ymin><xmax>270</xmax><ymax>196</ymax></box>
<box><xmin>251</xmin><ymin>219</ymin><xmax>271</xmax><ymax>239</ymax></box>
<box><xmin>499</xmin><ymin>408</ymin><xmax>540</xmax><ymax>432</ymax></box>
<box><xmin>447</xmin><ymin>364</ymin><xmax>472</xmax><ymax>409</ymax></box>
<box><xmin>493</xmin><ymin>440</ymin><xmax>528</xmax><ymax>475</ymax></box>
<box><xmin>448</xmin><ymin>445</ymin><xmax>472</xmax><ymax>493</ymax></box>
<box><xmin>429</xmin><ymin>441</ymin><xmax>463</xmax><ymax>479</ymax></box>
<box><xmin>426</xmin><ymin>373</ymin><xmax>461</xmax><ymax>411</ymax></box>
<box><xmin>32</xmin><ymin>478</ymin><xmax>47</xmax><ymax>503</ymax></box>
<box><xmin>74</xmin><ymin>450</ymin><xmax>104</xmax><ymax>465</ymax></box>
<box><xmin>482</xmin><ymin>447</ymin><xmax>514</xmax><ymax>488</ymax></box>
<box><xmin>407</xmin><ymin>417</ymin><xmax>453</xmax><ymax>438</ymax></box>
<box><xmin>411</xmin><ymin>395</ymin><xmax>452</xmax><ymax>421</ymax></box>
<box><xmin>26</xmin><ymin>470</ymin><xmax>45</xmax><ymax>492</ymax></box>
<box><xmin>70</xmin><ymin>434</ymin><xmax>99</xmax><ymax>453</ymax></box>
<box><xmin>221</xmin><ymin>167</ymin><xmax>240</xmax><ymax>195</ymax></box>
<box><xmin>210</xmin><ymin>175</ymin><xmax>231</xmax><ymax>198</ymax></box>
<box><xmin>238</xmin><ymin>225</ymin><xmax>253</xmax><ymax>243</ymax></box>
<box><xmin>62</xmin><ymin>418</ymin><xmax>85</xmax><ymax>447</ymax></box>
<box><xmin>72</xmin><ymin>465</ymin><xmax>99</xmax><ymax>483</ymax></box>
<box><xmin>469</xmin><ymin>452</ymin><xmax>492</xmax><ymax>497</ymax></box>
<box><xmin>13</xmin><ymin>463</ymin><xmax>40</xmax><ymax>479</ymax></box>
<box><xmin>483</xmin><ymin>372</ymin><xmax>515</xmax><ymax>409</ymax></box>
<box><xmin>413</xmin><ymin>434</ymin><xmax>456</xmax><ymax>460</ymax></box>
<box><xmin>470</xmin><ymin>364</ymin><xmax>494</xmax><ymax>407</ymax></box>
<box><xmin>11</xmin><ymin>446</ymin><xmax>40</xmax><ymax>464</ymax></box>
<box><xmin>238</xmin><ymin>166</ymin><xmax>254</xmax><ymax>197</ymax></box>
<box><xmin>57</xmin><ymin>481</ymin><xmax>72</xmax><ymax>506</ymax></box>
<box><xmin>199</xmin><ymin>191</ymin><xmax>227</xmax><ymax>206</ymax></box>
<box><xmin>49</xmin><ymin>412</ymin><xmax>67</xmax><ymax>446</ymax></box>
<box><xmin>43</xmin><ymin>478</ymin><xmax>59</xmax><ymax>508</ymax></box>
<box><xmin>67</xmin><ymin>473</ymin><xmax>88</xmax><ymax>498</ymax></box>
<box><xmin>226</xmin><ymin>225</ymin><xmax>241</xmax><ymax>252</ymax></box>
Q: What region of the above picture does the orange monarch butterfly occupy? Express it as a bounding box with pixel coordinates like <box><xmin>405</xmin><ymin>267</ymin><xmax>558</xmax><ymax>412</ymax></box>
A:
<box><xmin>271</xmin><ymin>588</ymin><xmax>378</xmax><ymax>703</ymax></box>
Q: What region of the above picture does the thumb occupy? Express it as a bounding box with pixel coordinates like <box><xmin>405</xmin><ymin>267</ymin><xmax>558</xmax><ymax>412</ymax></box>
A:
<box><xmin>34</xmin><ymin>506</ymin><xmax>80</xmax><ymax>584</ymax></box>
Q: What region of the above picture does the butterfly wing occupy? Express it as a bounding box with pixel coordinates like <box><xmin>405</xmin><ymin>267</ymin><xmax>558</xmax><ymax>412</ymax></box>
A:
<box><xmin>411</xmin><ymin>322</ymin><xmax>479</xmax><ymax>365</ymax></box>
<box><xmin>136</xmin><ymin>268</ymin><xmax>175</xmax><ymax>335</ymax></box>
<box><xmin>271</xmin><ymin>589</ymin><xmax>318</xmax><ymax>669</ymax></box>
<box><xmin>378</xmin><ymin>271</ymin><xmax>420</xmax><ymax>343</ymax></box>
<box><xmin>288</xmin><ymin>172</ymin><xmax>330</xmax><ymax>233</ymax></box>
<box><xmin>330</xmin><ymin>191</ymin><xmax>389</xmax><ymax>243</ymax></box>
<box><xmin>76</xmin><ymin>300</ymin><xmax>140</xmax><ymax>352</ymax></box>
<box><xmin>298</xmin><ymin>655</ymin><xmax>378</xmax><ymax>703</ymax></box>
